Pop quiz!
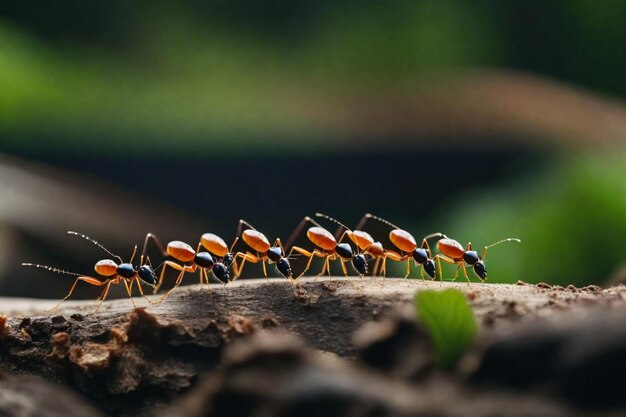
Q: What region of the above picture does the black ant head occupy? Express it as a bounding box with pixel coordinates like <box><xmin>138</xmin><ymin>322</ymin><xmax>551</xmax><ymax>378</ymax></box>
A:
<box><xmin>267</xmin><ymin>246</ymin><xmax>283</xmax><ymax>262</ymax></box>
<box><xmin>213</xmin><ymin>262</ymin><xmax>229</xmax><ymax>283</ymax></box>
<box><xmin>335</xmin><ymin>243</ymin><xmax>354</xmax><ymax>259</ymax></box>
<box><xmin>352</xmin><ymin>254</ymin><xmax>368</xmax><ymax>276</ymax></box>
<box><xmin>276</xmin><ymin>258</ymin><xmax>292</xmax><ymax>278</ymax></box>
<box><xmin>194</xmin><ymin>252</ymin><xmax>215</xmax><ymax>269</ymax></box>
<box><xmin>138</xmin><ymin>265</ymin><xmax>157</xmax><ymax>286</ymax></box>
<box><xmin>463</xmin><ymin>250</ymin><xmax>480</xmax><ymax>265</ymax></box>
<box><xmin>412</xmin><ymin>248</ymin><xmax>429</xmax><ymax>265</ymax></box>
<box><xmin>423</xmin><ymin>259</ymin><xmax>436</xmax><ymax>279</ymax></box>
<box><xmin>473</xmin><ymin>261</ymin><xmax>487</xmax><ymax>280</ymax></box>
<box><xmin>223</xmin><ymin>252</ymin><xmax>234</xmax><ymax>268</ymax></box>
<box><xmin>117</xmin><ymin>263</ymin><xmax>137</xmax><ymax>279</ymax></box>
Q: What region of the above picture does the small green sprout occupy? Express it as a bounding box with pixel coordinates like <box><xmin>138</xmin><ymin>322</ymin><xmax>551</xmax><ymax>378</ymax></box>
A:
<box><xmin>415</xmin><ymin>289</ymin><xmax>477</xmax><ymax>370</ymax></box>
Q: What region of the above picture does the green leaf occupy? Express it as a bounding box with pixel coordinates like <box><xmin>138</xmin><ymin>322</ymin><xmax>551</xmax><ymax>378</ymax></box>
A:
<box><xmin>415</xmin><ymin>289</ymin><xmax>477</xmax><ymax>370</ymax></box>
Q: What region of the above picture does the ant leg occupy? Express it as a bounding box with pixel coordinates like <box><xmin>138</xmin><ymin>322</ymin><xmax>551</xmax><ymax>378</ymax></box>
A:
<box><xmin>434</xmin><ymin>254</ymin><xmax>455</xmax><ymax>283</ymax></box>
<box><xmin>289</xmin><ymin>247</ymin><xmax>326</xmax><ymax>279</ymax></box>
<box><xmin>372</xmin><ymin>257</ymin><xmax>381</xmax><ymax>277</ymax></box>
<box><xmin>48</xmin><ymin>276</ymin><xmax>107</xmax><ymax>312</ymax></box>
<box><xmin>338</xmin><ymin>258</ymin><xmax>349</xmax><ymax>277</ymax></box>
<box><xmin>201</xmin><ymin>270</ymin><xmax>212</xmax><ymax>298</ymax></box>
<box><xmin>381</xmin><ymin>254</ymin><xmax>388</xmax><ymax>277</ymax></box>
<box><xmin>404</xmin><ymin>259</ymin><xmax>411</xmax><ymax>279</ymax></box>
<box><xmin>420</xmin><ymin>267</ymin><xmax>425</xmax><ymax>281</ymax></box>
<box><xmin>382</xmin><ymin>250</ymin><xmax>403</xmax><ymax>278</ymax></box>
<box><xmin>461</xmin><ymin>264</ymin><xmax>472</xmax><ymax>284</ymax></box>
<box><xmin>133</xmin><ymin>277</ymin><xmax>154</xmax><ymax>305</ymax></box>
<box><xmin>452</xmin><ymin>263</ymin><xmax>462</xmax><ymax>281</ymax></box>
<box><xmin>437</xmin><ymin>256</ymin><xmax>444</xmax><ymax>283</ymax></box>
<box><xmin>324</xmin><ymin>256</ymin><xmax>332</xmax><ymax>277</ymax></box>
<box><xmin>155</xmin><ymin>259</ymin><xmax>173</xmax><ymax>294</ymax></box>
<box><xmin>122</xmin><ymin>279</ymin><xmax>137</xmax><ymax>309</ymax></box>
<box><xmin>158</xmin><ymin>261</ymin><xmax>196</xmax><ymax>302</ymax></box>
<box><xmin>233</xmin><ymin>252</ymin><xmax>259</xmax><ymax>280</ymax></box>
<box><xmin>94</xmin><ymin>280</ymin><xmax>114</xmax><ymax>313</ymax></box>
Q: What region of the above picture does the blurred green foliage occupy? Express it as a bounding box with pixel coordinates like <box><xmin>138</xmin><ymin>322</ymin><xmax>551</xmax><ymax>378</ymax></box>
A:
<box><xmin>433</xmin><ymin>152</ymin><xmax>626</xmax><ymax>286</ymax></box>
<box><xmin>416</xmin><ymin>289</ymin><xmax>477</xmax><ymax>370</ymax></box>
<box><xmin>1</xmin><ymin>1</ymin><xmax>624</xmax><ymax>152</ymax></box>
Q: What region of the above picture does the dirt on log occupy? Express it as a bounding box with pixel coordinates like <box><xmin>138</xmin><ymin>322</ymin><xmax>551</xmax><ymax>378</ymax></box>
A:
<box><xmin>0</xmin><ymin>278</ymin><xmax>625</xmax><ymax>416</ymax></box>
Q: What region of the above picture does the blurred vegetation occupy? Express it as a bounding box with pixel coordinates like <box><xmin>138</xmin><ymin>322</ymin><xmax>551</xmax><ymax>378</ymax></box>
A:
<box><xmin>1</xmin><ymin>1</ymin><xmax>625</xmax><ymax>291</ymax></box>
<box><xmin>416</xmin><ymin>289</ymin><xmax>477</xmax><ymax>370</ymax></box>
<box><xmin>432</xmin><ymin>152</ymin><xmax>626</xmax><ymax>287</ymax></box>
<box><xmin>1</xmin><ymin>1</ymin><xmax>625</xmax><ymax>153</ymax></box>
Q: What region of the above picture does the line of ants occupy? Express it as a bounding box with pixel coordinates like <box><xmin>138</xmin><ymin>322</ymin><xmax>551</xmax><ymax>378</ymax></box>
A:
<box><xmin>23</xmin><ymin>213</ymin><xmax>520</xmax><ymax>312</ymax></box>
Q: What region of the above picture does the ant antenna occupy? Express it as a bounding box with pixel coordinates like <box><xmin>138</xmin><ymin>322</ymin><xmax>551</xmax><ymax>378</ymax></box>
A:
<box><xmin>143</xmin><ymin>233</ymin><xmax>168</xmax><ymax>258</ymax></box>
<box><xmin>67</xmin><ymin>231</ymin><xmax>123</xmax><ymax>263</ymax></box>
<box><xmin>423</xmin><ymin>232</ymin><xmax>447</xmax><ymax>241</ymax></box>
<box><xmin>485</xmin><ymin>238</ymin><xmax>521</xmax><ymax>249</ymax></box>
<box><xmin>22</xmin><ymin>263</ymin><xmax>81</xmax><ymax>277</ymax></box>
<box><xmin>129</xmin><ymin>244</ymin><xmax>138</xmax><ymax>264</ymax></box>
<box><xmin>365</xmin><ymin>213</ymin><xmax>400</xmax><ymax>230</ymax></box>
<box><xmin>305</xmin><ymin>216</ymin><xmax>323</xmax><ymax>228</ymax></box>
<box><xmin>285</xmin><ymin>216</ymin><xmax>321</xmax><ymax>250</ymax></box>
<box><xmin>236</xmin><ymin>219</ymin><xmax>256</xmax><ymax>238</ymax></box>
<box><xmin>229</xmin><ymin>236</ymin><xmax>239</xmax><ymax>253</ymax></box>
<box><xmin>315</xmin><ymin>213</ymin><xmax>351</xmax><ymax>231</ymax></box>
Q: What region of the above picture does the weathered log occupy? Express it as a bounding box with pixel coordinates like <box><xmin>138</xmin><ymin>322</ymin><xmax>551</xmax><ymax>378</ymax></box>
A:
<box><xmin>0</xmin><ymin>278</ymin><xmax>624</xmax><ymax>416</ymax></box>
<box><xmin>0</xmin><ymin>374</ymin><xmax>104</xmax><ymax>417</ymax></box>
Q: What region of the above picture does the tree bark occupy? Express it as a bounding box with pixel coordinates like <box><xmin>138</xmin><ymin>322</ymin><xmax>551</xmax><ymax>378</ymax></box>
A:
<box><xmin>0</xmin><ymin>278</ymin><xmax>624</xmax><ymax>416</ymax></box>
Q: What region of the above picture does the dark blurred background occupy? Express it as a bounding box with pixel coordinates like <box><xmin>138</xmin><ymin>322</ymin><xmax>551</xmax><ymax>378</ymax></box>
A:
<box><xmin>1</xmin><ymin>1</ymin><xmax>625</xmax><ymax>299</ymax></box>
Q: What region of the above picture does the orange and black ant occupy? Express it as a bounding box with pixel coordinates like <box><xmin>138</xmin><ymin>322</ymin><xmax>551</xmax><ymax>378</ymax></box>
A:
<box><xmin>285</xmin><ymin>215</ymin><xmax>368</xmax><ymax>278</ymax></box>
<box><xmin>145</xmin><ymin>234</ymin><xmax>232</xmax><ymax>300</ymax></box>
<box><xmin>436</xmin><ymin>236</ymin><xmax>521</xmax><ymax>282</ymax></box>
<box><xmin>233</xmin><ymin>219</ymin><xmax>292</xmax><ymax>280</ymax></box>
<box><xmin>357</xmin><ymin>214</ymin><xmax>447</xmax><ymax>280</ymax></box>
<box><xmin>22</xmin><ymin>231</ymin><xmax>157</xmax><ymax>312</ymax></box>
<box><xmin>315</xmin><ymin>212</ymin><xmax>383</xmax><ymax>275</ymax></box>
<box><xmin>198</xmin><ymin>232</ymin><xmax>238</xmax><ymax>272</ymax></box>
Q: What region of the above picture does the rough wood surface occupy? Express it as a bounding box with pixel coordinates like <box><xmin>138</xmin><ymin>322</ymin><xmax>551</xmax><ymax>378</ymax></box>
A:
<box><xmin>0</xmin><ymin>278</ymin><xmax>625</xmax><ymax>416</ymax></box>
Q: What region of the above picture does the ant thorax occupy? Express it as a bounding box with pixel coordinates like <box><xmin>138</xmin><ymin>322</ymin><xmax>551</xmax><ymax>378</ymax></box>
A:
<box><xmin>462</xmin><ymin>250</ymin><xmax>480</xmax><ymax>265</ymax></box>
<box><xmin>335</xmin><ymin>243</ymin><xmax>354</xmax><ymax>259</ymax></box>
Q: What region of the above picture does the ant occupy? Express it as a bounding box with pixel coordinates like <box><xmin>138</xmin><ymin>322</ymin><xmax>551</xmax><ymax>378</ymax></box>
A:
<box><xmin>315</xmin><ymin>212</ymin><xmax>382</xmax><ymax>275</ymax></box>
<box><xmin>22</xmin><ymin>231</ymin><xmax>157</xmax><ymax>312</ymax></box>
<box><xmin>437</xmin><ymin>236</ymin><xmax>521</xmax><ymax>283</ymax></box>
<box><xmin>145</xmin><ymin>234</ymin><xmax>231</xmax><ymax>300</ymax></box>
<box><xmin>285</xmin><ymin>215</ymin><xmax>368</xmax><ymax>279</ymax></box>
<box><xmin>335</xmin><ymin>213</ymin><xmax>389</xmax><ymax>276</ymax></box>
<box><xmin>357</xmin><ymin>214</ymin><xmax>447</xmax><ymax>280</ymax></box>
<box><xmin>198</xmin><ymin>232</ymin><xmax>239</xmax><ymax>272</ymax></box>
<box><xmin>233</xmin><ymin>219</ymin><xmax>292</xmax><ymax>280</ymax></box>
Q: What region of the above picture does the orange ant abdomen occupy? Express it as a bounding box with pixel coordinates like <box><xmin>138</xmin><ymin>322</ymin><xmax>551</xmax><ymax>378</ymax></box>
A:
<box><xmin>94</xmin><ymin>259</ymin><xmax>118</xmax><ymax>276</ymax></box>
<box><xmin>167</xmin><ymin>241</ymin><xmax>196</xmax><ymax>263</ymax></box>
<box><xmin>437</xmin><ymin>238</ymin><xmax>465</xmax><ymax>260</ymax></box>
<box><xmin>242</xmin><ymin>229</ymin><xmax>271</xmax><ymax>253</ymax></box>
<box><xmin>307</xmin><ymin>227</ymin><xmax>337</xmax><ymax>251</ymax></box>
<box><xmin>389</xmin><ymin>229</ymin><xmax>417</xmax><ymax>253</ymax></box>
<box><xmin>366</xmin><ymin>241</ymin><xmax>385</xmax><ymax>258</ymax></box>
<box><xmin>348</xmin><ymin>230</ymin><xmax>374</xmax><ymax>251</ymax></box>
<box><xmin>200</xmin><ymin>233</ymin><xmax>229</xmax><ymax>258</ymax></box>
